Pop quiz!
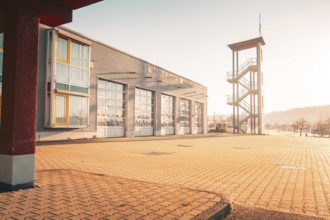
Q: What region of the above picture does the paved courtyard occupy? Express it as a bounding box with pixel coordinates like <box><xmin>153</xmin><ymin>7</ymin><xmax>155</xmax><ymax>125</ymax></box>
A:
<box><xmin>1</xmin><ymin>134</ymin><xmax>330</xmax><ymax>219</ymax></box>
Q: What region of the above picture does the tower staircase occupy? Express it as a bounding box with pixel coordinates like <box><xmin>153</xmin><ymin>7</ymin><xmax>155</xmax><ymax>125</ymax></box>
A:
<box><xmin>227</xmin><ymin>37</ymin><xmax>265</xmax><ymax>134</ymax></box>
<box><xmin>227</xmin><ymin>58</ymin><xmax>257</xmax><ymax>133</ymax></box>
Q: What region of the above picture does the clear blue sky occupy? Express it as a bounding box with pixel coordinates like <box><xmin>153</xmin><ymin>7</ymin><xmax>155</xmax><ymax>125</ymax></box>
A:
<box><xmin>65</xmin><ymin>0</ymin><xmax>330</xmax><ymax>115</ymax></box>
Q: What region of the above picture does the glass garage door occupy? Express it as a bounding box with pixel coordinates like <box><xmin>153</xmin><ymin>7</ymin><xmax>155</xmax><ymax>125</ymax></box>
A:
<box><xmin>179</xmin><ymin>98</ymin><xmax>191</xmax><ymax>134</ymax></box>
<box><xmin>195</xmin><ymin>102</ymin><xmax>203</xmax><ymax>134</ymax></box>
<box><xmin>135</xmin><ymin>88</ymin><xmax>154</xmax><ymax>136</ymax></box>
<box><xmin>161</xmin><ymin>94</ymin><xmax>175</xmax><ymax>135</ymax></box>
<box><xmin>97</xmin><ymin>79</ymin><xmax>125</xmax><ymax>138</ymax></box>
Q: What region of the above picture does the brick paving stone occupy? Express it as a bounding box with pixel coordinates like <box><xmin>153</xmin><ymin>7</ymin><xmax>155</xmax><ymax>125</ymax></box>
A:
<box><xmin>2</xmin><ymin>134</ymin><xmax>330</xmax><ymax>219</ymax></box>
<box><xmin>0</xmin><ymin>170</ymin><xmax>223</xmax><ymax>219</ymax></box>
<box><xmin>177</xmin><ymin>214</ymin><xmax>196</xmax><ymax>220</ymax></box>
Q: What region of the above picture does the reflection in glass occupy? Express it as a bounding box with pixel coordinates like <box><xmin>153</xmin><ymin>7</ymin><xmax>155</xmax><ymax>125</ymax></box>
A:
<box><xmin>97</xmin><ymin>79</ymin><xmax>125</xmax><ymax>127</ymax></box>
<box><xmin>135</xmin><ymin>88</ymin><xmax>153</xmax><ymax>127</ymax></box>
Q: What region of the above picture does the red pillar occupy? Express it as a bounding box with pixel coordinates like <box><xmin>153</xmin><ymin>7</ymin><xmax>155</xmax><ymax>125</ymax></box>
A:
<box><xmin>0</xmin><ymin>6</ymin><xmax>39</xmax><ymax>190</ymax></box>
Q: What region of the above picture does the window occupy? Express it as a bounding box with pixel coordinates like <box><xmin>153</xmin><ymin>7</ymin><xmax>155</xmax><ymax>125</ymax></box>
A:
<box><xmin>135</xmin><ymin>88</ymin><xmax>153</xmax><ymax>127</ymax></box>
<box><xmin>55</xmin><ymin>95</ymin><xmax>68</xmax><ymax>125</ymax></box>
<box><xmin>195</xmin><ymin>102</ymin><xmax>203</xmax><ymax>128</ymax></box>
<box><xmin>161</xmin><ymin>94</ymin><xmax>174</xmax><ymax>127</ymax></box>
<box><xmin>55</xmin><ymin>35</ymin><xmax>89</xmax><ymax>93</ymax></box>
<box><xmin>180</xmin><ymin>99</ymin><xmax>190</xmax><ymax>127</ymax></box>
<box><xmin>45</xmin><ymin>30</ymin><xmax>90</xmax><ymax>128</ymax></box>
<box><xmin>69</xmin><ymin>95</ymin><xmax>88</xmax><ymax>126</ymax></box>
<box><xmin>57</xmin><ymin>37</ymin><xmax>69</xmax><ymax>63</ymax></box>
<box><xmin>53</xmin><ymin>94</ymin><xmax>88</xmax><ymax>127</ymax></box>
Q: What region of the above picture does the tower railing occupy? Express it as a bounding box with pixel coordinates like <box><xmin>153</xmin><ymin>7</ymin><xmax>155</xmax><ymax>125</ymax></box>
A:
<box><xmin>227</xmin><ymin>37</ymin><xmax>265</xmax><ymax>135</ymax></box>
<box><xmin>226</xmin><ymin>58</ymin><xmax>257</xmax><ymax>81</ymax></box>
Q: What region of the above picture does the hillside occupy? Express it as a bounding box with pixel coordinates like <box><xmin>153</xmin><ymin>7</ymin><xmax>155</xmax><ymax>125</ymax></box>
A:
<box><xmin>265</xmin><ymin>105</ymin><xmax>330</xmax><ymax>125</ymax></box>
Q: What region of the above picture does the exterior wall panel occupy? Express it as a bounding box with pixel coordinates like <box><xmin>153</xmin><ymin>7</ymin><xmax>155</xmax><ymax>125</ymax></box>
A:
<box><xmin>36</xmin><ymin>26</ymin><xmax>208</xmax><ymax>141</ymax></box>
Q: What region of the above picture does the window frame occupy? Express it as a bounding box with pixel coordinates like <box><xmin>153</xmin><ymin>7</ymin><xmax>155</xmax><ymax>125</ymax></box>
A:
<box><xmin>55</xmin><ymin>33</ymin><xmax>90</xmax><ymax>93</ymax></box>
<box><xmin>56</xmin><ymin>35</ymin><xmax>70</xmax><ymax>64</ymax></box>
<box><xmin>45</xmin><ymin>29</ymin><xmax>91</xmax><ymax>128</ymax></box>
<box><xmin>54</xmin><ymin>93</ymin><xmax>69</xmax><ymax>126</ymax></box>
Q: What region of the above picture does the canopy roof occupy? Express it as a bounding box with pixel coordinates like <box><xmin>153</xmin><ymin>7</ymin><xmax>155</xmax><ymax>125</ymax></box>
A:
<box><xmin>228</xmin><ymin>37</ymin><xmax>265</xmax><ymax>51</ymax></box>
<box><xmin>0</xmin><ymin>0</ymin><xmax>102</xmax><ymax>30</ymax></box>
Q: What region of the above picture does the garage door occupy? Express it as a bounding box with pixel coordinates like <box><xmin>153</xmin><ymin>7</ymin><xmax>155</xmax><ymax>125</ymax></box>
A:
<box><xmin>97</xmin><ymin>79</ymin><xmax>125</xmax><ymax>138</ymax></box>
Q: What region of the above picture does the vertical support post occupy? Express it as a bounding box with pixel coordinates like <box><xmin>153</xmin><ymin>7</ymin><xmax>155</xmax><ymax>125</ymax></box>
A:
<box><xmin>257</xmin><ymin>43</ymin><xmax>264</xmax><ymax>134</ymax></box>
<box><xmin>191</xmin><ymin>100</ymin><xmax>195</xmax><ymax>134</ymax></box>
<box><xmin>174</xmin><ymin>96</ymin><xmax>180</xmax><ymax>135</ymax></box>
<box><xmin>203</xmin><ymin>94</ymin><xmax>207</xmax><ymax>134</ymax></box>
<box><xmin>236</xmin><ymin>52</ymin><xmax>239</xmax><ymax>133</ymax></box>
<box><xmin>250</xmin><ymin>71</ymin><xmax>253</xmax><ymax>134</ymax></box>
<box><xmin>126</xmin><ymin>86</ymin><xmax>135</xmax><ymax>137</ymax></box>
<box><xmin>0</xmin><ymin>6</ymin><xmax>39</xmax><ymax>190</ymax></box>
<box><xmin>232</xmin><ymin>51</ymin><xmax>235</xmax><ymax>134</ymax></box>
<box><xmin>153</xmin><ymin>91</ymin><xmax>161</xmax><ymax>136</ymax></box>
<box><xmin>253</xmin><ymin>72</ymin><xmax>256</xmax><ymax>134</ymax></box>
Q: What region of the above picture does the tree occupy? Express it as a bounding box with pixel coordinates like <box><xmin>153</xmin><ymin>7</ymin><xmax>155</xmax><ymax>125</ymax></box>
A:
<box><xmin>291</xmin><ymin>122</ymin><xmax>299</xmax><ymax>134</ymax></box>
<box><xmin>280</xmin><ymin>124</ymin><xmax>288</xmax><ymax>132</ymax></box>
<box><xmin>295</xmin><ymin>118</ymin><xmax>308</xmax><ymax>136</ymax></box>
<box><xmin>315</xmin><ymin>120</ymin><xmax>326</xmax><ymax>136</ymax></box>
<box><xmin>325</xmin><ymin>117</ymin><xmax>330</xmax><ymax>137</ymax></box>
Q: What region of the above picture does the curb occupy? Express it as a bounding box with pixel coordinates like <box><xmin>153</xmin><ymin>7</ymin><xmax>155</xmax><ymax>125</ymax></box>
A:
<box><xmin>193</xmin><ymin>202</ymin><xmax>231</xmax><ymax>220</ymax></box>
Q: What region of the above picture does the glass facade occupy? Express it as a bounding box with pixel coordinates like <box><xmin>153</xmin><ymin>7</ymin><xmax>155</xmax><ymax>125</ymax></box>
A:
<box><xmin>55</xmin><ymin>35</ymin><xmax>89</xmax><ymax>94</ymax></box>
<box><xmin>161</xmin><ymin>94</ymin><xmax>174</xmax><ymax>127</ymax></box>
<box><xmin>46</xmin><ymin>32</ymin><xmax>90</xmax><ymax>127</ymax></box>
<box><xmin>54</xmin><ymin>94</ymin><xmax>88</xmax><ymax>126</ymax></box>
<box><xmin>180</xmin><ymin>98</ymin><xmax>190</xmax><ymax>128</ymax></box>
<box><xmin>55</xmin><ymin>95</ymin><xmax>67</xmax><ymax>125</ymax></box>
<box><xmin>97</xmin><ymin>79</ymin><xmax>125</xmax><ymax>128</ymax></box>
<box><xmin>195</xmin><ymin>102</ymin><xmax>203</xmax><ymax>133</ymax></box>
<box><xmin>69</xmin><ymin>96</ymin><xmax>88</xmax><ymax>126</ymax></box>
<box><xmin>135</xmin><ymin>88</ymin><xmax>153</xmax><ymax>127</ymax></box>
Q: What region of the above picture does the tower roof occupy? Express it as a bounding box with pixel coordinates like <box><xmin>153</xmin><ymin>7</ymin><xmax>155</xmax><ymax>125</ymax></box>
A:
<box><xmin>228</xmin><ymin>37</ymin><xmax>265</xmax><ymax>51</ymax></box>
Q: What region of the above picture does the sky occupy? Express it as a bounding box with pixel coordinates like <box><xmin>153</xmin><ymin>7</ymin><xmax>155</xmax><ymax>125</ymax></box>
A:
<box><xmin>65</xmin><ymin>0</ymin><xmax>330</xmax><ymax>115</ymax></box>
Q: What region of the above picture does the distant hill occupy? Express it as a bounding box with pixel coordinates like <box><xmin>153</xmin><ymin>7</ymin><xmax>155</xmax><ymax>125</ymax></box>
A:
<box><xmin>265</xmin><ymin>105</ymin><xmax>330</xmax><ymax>125</ymax></box>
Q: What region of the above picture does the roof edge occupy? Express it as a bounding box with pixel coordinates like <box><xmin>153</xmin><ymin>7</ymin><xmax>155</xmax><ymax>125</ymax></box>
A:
<box><xmin>228</xmin><ymin>37</ymin><xmax>265</xmax><ymax>51</ymax></box>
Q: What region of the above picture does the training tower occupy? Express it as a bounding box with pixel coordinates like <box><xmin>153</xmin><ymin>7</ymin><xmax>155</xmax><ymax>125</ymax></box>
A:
<box><xmin>226</xmin><ymin>37</ymin><xmax>265</xmax><ymax>134</ymax></box>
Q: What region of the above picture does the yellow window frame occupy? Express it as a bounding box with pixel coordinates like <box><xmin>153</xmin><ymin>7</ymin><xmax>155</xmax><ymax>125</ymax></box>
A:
<box><xmin>54</xmin><ymin>93</ymin><xmax>69</xmax><ymax>126</ymax></box>
<box><xmin>56</xmin><ymin>34</ymin><xmax>70</xmax><ymax>64</ymax></box>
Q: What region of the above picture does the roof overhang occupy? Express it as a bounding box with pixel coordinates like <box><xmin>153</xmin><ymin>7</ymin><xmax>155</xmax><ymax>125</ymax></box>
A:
<box><xmin>0</xmin><ymin>0</ymin><xmax>102</xmax><ymax>30</ymax></box>
<box><xmin>228</xmin><ymin>37</ymin><xmax>265</xmax><ymax>51</ymax></box>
